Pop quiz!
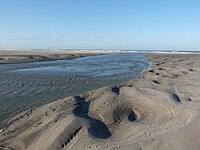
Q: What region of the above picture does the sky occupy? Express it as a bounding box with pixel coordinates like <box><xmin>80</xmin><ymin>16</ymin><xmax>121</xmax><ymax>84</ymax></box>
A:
<box><xmin>0</xmin><ymin>0</ymin><xmax>200</xmax><ymax>50</ymax></box>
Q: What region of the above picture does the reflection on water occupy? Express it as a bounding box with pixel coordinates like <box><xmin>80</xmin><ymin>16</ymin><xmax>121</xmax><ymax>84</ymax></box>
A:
<box><xmin>0</xmin><ymin>54</ymin><xmax>149</xmax><ymax>127</ymax></box>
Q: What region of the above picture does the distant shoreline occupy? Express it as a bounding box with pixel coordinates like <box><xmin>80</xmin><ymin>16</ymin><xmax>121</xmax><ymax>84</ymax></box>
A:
<box><xmin>1</xmin><ymin>49</ymin><xmax>200</xmax><ymax>64</ymax></box>
<box><xmin>0</xmin><ymin>50</ymin><xmax>118</xmax><ymax>64</ymax></box>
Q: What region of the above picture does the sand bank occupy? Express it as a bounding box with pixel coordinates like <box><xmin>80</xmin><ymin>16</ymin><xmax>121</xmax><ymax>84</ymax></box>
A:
<box><xmin>0</xmin><ymin>50</ymin><xmax>115</xmax><ymax>64</ymax></box>
<box><xmin>1</xmin><ymin>54</ymin><xmax>200</xmax><ymax>150</ymax></box>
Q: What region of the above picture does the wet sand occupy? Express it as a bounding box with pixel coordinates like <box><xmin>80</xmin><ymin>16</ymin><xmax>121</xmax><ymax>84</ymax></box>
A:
<box><xmin>1</xmin><ymin>54</ymin><xmax>200</xmax><ymax>150</ymax></box>
<box><xmin>0</xmin><ymin>50</ymin><xmax>112</xmax><ymax>64</ymax></box>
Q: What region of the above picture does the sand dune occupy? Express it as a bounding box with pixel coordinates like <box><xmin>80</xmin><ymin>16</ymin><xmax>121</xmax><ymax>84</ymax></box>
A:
<box><xmin>1</xmin><ymin>54</ymin><xmax>200</xmax><ymax>150</ymax></box>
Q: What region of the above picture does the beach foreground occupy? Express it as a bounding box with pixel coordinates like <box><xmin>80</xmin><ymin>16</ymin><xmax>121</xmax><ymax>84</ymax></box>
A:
<box><xmin>1</xmin><ymin>54</ymin><xmax>200</xmax><ymax>150</ymax></box>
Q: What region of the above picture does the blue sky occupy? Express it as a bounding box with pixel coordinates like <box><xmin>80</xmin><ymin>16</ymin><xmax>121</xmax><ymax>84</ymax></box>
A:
<box><xmin>0</xmin><ymin>0</ymin><xmax>200</xmax><ymax>50</ymax></box>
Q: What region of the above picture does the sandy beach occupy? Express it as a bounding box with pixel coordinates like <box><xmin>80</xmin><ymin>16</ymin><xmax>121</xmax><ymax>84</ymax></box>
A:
<box><xmin>1</xmin><ymin>54</ymin><xmax>200</xmax><ymax>150</ymax></box>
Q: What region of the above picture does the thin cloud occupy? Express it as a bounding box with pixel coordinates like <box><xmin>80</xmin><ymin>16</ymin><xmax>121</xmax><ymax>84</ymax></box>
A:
<box><xmin>16</xmin><ymin>37</ymin><xmax>49</xmax><ymax>41</ymax></box>
<box><xmin>0</xmin><ymin>37</ymin><xmax>67</xmax><ymax>41</ymax></box>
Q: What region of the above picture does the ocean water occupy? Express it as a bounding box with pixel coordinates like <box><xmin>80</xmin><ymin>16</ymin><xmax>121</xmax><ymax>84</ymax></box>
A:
<box><xmin>0</xmin><ymin>54</ymin><xmax>149</xmax><ymax>127</ymax></box>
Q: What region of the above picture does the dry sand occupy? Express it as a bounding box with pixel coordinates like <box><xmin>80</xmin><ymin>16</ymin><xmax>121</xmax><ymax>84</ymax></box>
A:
<box><xmin>1</xmin><ymin>54</ymin><xmax>200</xmax><ymax>150</ymax></box>
<box><xmin>0</xmin><ymin>50</ymin><xmax>112</xmax><ymax>64</ymax></box>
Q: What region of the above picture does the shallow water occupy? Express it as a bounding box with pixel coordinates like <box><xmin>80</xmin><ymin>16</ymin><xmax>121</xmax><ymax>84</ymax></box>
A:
<box><xmin>0</xmin><ymin>54</ymin><xmax>149</xmax><ymax>127</ymax></box>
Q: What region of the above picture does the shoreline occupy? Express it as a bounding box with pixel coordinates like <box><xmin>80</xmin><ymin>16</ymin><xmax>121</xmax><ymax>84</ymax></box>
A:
<box><xmin>1</xmin><ymin>54</ymin><xmax>200</xmax><ymax>150</ymax></box>
<box><xmin>1</xmin><ymin>50</ymin><xmax>200</xmax><ymax>64</ymax></box>
<box><xmin>0</xmin><ymin>50</ymin><xmax>119</xmax><ymax>64</ymax></box>
<box><xmin>0</xmin><ymin>53</ymin><xmax>149</xmax><ymax>130</ymax></box>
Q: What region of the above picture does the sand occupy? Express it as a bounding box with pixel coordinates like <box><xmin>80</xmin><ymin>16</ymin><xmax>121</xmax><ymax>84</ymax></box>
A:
<box><xmin>0</xmin><ymin>50</ymin><xmax>113</xmax><ymax>64</ymax></box>
<box><xmin>1</xmin><ymin>54</ymin><xmax>200</xmax><ymax>150</ymax></box>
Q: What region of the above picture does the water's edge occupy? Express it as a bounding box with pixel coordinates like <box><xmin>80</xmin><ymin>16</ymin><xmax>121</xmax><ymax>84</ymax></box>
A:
<box><xmin>0</xmin><ymin>54</ymin><xmax>150</xmax><ymax>128</ymax></box>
